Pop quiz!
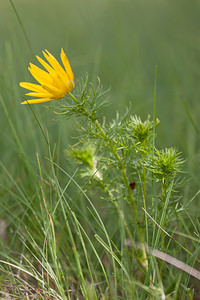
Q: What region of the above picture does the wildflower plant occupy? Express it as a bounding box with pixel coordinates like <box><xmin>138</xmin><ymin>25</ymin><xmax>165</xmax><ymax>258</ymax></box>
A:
<box><xmin>10</xmin><ymin>48</ymin><xmax>196</xmax><ymax>299</ymax></box>
<box><xmin>52</xmin><ymin>71</ymin><xmax>184</xmax><ymax>248</ymax></box>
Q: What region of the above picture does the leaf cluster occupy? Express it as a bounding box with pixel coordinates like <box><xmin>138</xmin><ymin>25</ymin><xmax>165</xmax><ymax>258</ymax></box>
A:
<box><xmin>145</xmin><ymin>147</ymin><xmax>185</xmax><ymax>185</ymax></box>
<box><xmin>54</xmin><ymin>75</ymin><xmax>110</xmax><ymax>121</ymax></box>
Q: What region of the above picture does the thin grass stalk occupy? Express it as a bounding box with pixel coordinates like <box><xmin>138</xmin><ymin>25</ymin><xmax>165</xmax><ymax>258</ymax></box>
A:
<box><xmin>48</xmin><ymin>157</ymin><xmax>88</xmax><ymax>299</ymax></box>
<box><xmin>152</xmin><ymin>65</ymin><xmax>157</xmax><ymax>212</ymax></box>
<box><xmin>37</xmin><ymin>150</ymin><xmax>86</xmax><ymax>298</ymax></box>
<box><xmin>72</xmin><ymin>211</ymin><xmax>103</xmax><ymax>299</ymax></box>
<box><xmin>154</xmin><ymin>180</ymin><xmax>174</xmax><ymax>250</ymax></box>
<box><xmin>54</xmin><ymin>170</ymin><xmax>110</xmax><ymax>288</ymax></box>
<box><xmin>49</xmin><ymin>160</ymin><xmax>117</xmax><ymax>289</ymax></box>
<box><xmin>9</xmin><ymin>0</ymin><xmax>34</xmax><ymax>58</ymax></box>
<box><xmin>0</xmin><ymin>95</ymin><xmax>33</xmax><ymax>174</ymax></box>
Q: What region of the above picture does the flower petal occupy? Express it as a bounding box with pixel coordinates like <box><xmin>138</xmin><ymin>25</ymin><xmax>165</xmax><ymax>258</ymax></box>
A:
<box><xmin>42</xmin><ymin>84</ymin><xmax>65</xmax><ymax>98</ymax></box>
<box><xmin>43</xmin><ymin>50</ymin><xmax>69</xmax><ymax>81</ymax></box>
<box><xmin>20</xmin><ymin>82</ymin><xmax>47</xmax><ymax>93</ymax></box>
<box><xmin>21</xmin><ymin>98</ymin><xmax>52</xmax><ymax>104</ymax></box>
<box><xmin>36</xmin><ymin>56</ymin><xmax>68</xmax><ymax>90</ymax></box>
<box><xmin>28</xmin><ymin>63</ymin><xmax>52</xmax><ymax>85</ymax></box>
<box><xmin>25</xmin><ymin>92</ymin><xmax>52</xmax><ymax>98</ymax></box>
<box><xmin>36</xmin><ymin>55</ymin><xmax>54</xmax><ymax>73</ymax></box>
<box><xmin>61</xmin><ymin>48</ymin><xmax>74</xmax><ymax>81</ymax></box>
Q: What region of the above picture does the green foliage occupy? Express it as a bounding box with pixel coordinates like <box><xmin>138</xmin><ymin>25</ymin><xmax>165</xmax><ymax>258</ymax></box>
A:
<box><xmin>146</xmin><ymin>147</ymin><xmax>185</xmax><ymax>185</ymax></box>
<box><xmin>128</xmin><ymin>115</ymin><xmax>159</xmax><ymax>147</ymax></box>
<box><xmin>68</xmin><ymin>144</ymin><xmax>96</xmax><ymax>169</ymax></box>
<box><xmin>54</xmin><ymin>76</ymin><xmax>109</xmax><ymax>122</ymax></box>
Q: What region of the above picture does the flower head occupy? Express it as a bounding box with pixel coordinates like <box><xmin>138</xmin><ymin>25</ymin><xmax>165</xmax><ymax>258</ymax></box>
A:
<box><xmin>128</xmin><ymin>115</ymin><xmax>159</xmax><ymax>148</ymax></box>
<box><xmin>20</xmin><ymin>48</ymin><xmax>74</xmax><ymax>104</ymax></box>
<box><xmin>145</xmin><ymin>147</ymin><xmax>184</xmax><ymax>184</ymax></box>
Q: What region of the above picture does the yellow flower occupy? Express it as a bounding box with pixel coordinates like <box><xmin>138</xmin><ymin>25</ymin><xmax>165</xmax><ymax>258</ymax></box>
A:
<box><xmin>20</xmin><ymin>48</ymin><xmax>75</xmax><ymax>104</ymax></box>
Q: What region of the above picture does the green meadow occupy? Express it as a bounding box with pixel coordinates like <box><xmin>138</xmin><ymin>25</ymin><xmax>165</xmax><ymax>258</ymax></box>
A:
<box><xmin>0</xmin><ymin>0</ymin><xmax>200</xmax><ymax>299</ymax></box>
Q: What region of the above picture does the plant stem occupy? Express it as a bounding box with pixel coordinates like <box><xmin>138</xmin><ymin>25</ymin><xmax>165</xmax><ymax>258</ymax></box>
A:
<box><xmin>152</xmin><ymin>66</ymin><xmax>157</xmax><ymax>212</ymax></box>
<box><xmin>68</xmin><ymin>92</ymin><xmax>79</xmax><ymax>104</ymax></box>
<box><xmin>161</xmin><ymin>182</ymin><xmax>167</xmax><ymax>250</ymax></box>
<box><xmin>142</xmin><ymin>154</ymin><xmax>147</xmax><ymax>223</ymax></box>
<box><xmin>9</xmin><ymin>0</ymin><xmax>34</xmax><ymax>58</ymax></box>
<box><xmin>142</xmin><ymin>152</ymin><xmax>148</xmax><ymax>235</ymax></box>
<box><xmin>95</xmin><ymin>119</ymin><xmax>138</xmax><ymax>220</ymax></box>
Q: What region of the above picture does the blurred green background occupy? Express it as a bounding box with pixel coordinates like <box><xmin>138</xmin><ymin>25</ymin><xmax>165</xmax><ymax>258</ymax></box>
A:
<box><xmin>1</xmin><ymin>0</ymin><xmax>200</xmax><ymax>188</ymax></box>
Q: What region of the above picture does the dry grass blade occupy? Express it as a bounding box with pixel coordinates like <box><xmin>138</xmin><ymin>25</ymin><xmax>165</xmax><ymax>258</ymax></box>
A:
<box><xmin>150</xmin><ymin>248</ymin><xmax>200</xmax><ymax>281</ymax></box>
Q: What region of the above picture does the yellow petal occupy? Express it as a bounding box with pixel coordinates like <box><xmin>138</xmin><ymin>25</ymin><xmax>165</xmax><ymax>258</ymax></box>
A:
<box><xmin>20</xmin><ymin>82</ymin><xmax>47</xmax><ymax>93</ymax></box>
<box><xmin>43</xmin><ymin>50</ymin><xmax>69</xmax><ymax>82</ymax></box>
<box><xmin>48</xmin><ymin>70</ymin><xmax>68</xmax><ymax>91</ymax></box>
<box><xmin>35</xmin><ymin>57</ymin><xmax>67</xmax><ymax>90</ymax></box>
<box><xmin>25</xmin><ymin>92</ymin><xmax>52</xmax><ymax>98</ymax></box>
<box><xmin>28</xmin><ymin>64</ymin><xmax>52</xmax><ymax>85</ymax></box>
<box><xmin>21</xmin><ymin>98</ymin><xmax>52</xmax><ymax>104</ymax></box>
<box><xmin>36</xmin><ymin>55</ymin><xmax>54</xmax><ymax>73</ymax></box>
<box><xmin>61</xmin><ymin>48</ymin><xmax>74</xmax><ymax>81</ymax></box>
<box><xmin>42</xmin><ymin>83</ymin><xmax>65</xmax><ymax>98</ymax></box>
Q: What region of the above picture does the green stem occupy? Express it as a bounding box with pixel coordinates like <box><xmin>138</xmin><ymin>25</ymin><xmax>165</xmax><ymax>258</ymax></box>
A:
<box><xmin>142</xmin><ymin>152</ymin><xmax>149</xmax><ymax>249</ymax></box>
<box><xmin>0</xmin><ymin>95</ymin><xmax>33</xmax><ymax>174</ymax></box>
<box><xmin>9</xmin><ymin>0</ymin><xmax>34</xmax><ymax>58</ymax></box>
<box><xmin>161</xmin><ymin>182</ymin><xmax>167</xmax><ymax>250</ymax></box>
<box><xmin>152</xmin><ymin>66</ymin><xmax>157</xmax><ymax>212</ymax></box>
<box><xmin>95</xmin><ymin>119</ymin><xmax>138</xmax><ymax>220</ymax></box>
<box><xmin>142</xmin><ymin>156</ymin><xmax>147</xmax><ymax>222</ymax></box>
<box><xmin>68</xmin><ymin>92</ymin><xmax>79</xmax><ymax>104</ymax></box>
<box><xmin>27</xmin><ymin>103</ymin><xmax>49</xmax><ymax>145</ymax></box>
